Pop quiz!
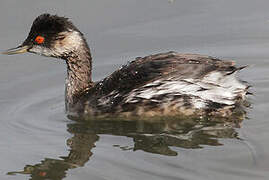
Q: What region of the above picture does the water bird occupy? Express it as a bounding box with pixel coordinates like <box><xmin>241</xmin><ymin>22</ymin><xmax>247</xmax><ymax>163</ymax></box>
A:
<box><xmin>2</xmin><ymin>14</ymin><xmax>249</xmax><ymax>119</ymax></box>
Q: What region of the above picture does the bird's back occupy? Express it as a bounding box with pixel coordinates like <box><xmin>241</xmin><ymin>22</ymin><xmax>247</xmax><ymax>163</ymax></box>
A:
<box><xmin>69</xmin><ymin>52</ymin><xmax>248</xmax><ymax>119</ymax></box>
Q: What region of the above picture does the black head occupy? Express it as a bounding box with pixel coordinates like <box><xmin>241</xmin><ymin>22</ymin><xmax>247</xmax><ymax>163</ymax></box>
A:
<box><xmin>3</xmin><ymin>14</ymin><xmax>86</xmax><ymax>58</ymax></box>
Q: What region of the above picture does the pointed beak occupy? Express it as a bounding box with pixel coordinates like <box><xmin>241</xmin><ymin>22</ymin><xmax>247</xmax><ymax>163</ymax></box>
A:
<box><xmin>2</xmin><ymin>45</ymin><xmax>30</xmax><ymax>55</ymax></box>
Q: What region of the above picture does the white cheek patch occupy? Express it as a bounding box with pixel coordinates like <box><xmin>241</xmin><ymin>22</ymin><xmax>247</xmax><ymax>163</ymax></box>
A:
<box><xmin>29</xmin><ymin>31</ymin><xmax>84</xmax><ymax>57</ymax></box>
<box><xmin>53</xmin><ymin>31</ymin><xmax>83</xmax><ymax>56</ymax></box>
<box><xmin>29</xmin><ymin>45</ymin><xmax>54</xmax><ymax>57</ymax></box>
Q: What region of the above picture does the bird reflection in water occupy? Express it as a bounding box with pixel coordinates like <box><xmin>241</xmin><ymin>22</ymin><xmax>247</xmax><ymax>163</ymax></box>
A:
<box><xmin>7</xmin><ymin>114</ymin><xmax>246</xmax><ymax>180</ymax></box>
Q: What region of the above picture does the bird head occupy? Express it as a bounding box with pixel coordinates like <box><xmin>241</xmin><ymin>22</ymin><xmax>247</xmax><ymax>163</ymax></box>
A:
<box><xmin>3</xmin><ymin>14</ymin><xmax>86</xmax><ymax>59</ymax></box>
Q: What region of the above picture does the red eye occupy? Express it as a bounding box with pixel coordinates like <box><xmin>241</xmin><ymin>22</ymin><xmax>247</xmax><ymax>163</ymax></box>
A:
<box><xmin>35</xmin><ymin>36</ymin><xmax>45</xmax><ymax>44</ymax></box>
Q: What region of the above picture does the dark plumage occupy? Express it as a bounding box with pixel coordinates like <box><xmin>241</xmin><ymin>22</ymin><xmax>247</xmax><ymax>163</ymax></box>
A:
<box><xmin>2</xmin><ymin>14</ymin><xmax>249</xmax><ymax>120</ymax></box>
<box><xmin>22</xmin><ymin>14</ymin><xmax>78</xmax><ymax>50</ymax></box>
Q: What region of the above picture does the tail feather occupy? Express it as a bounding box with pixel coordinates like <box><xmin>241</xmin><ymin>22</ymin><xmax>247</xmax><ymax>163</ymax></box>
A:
<box><xmin>225</xmin><ymin>65</ymin><xmax>248</xmax><ymax>76</ymax></box>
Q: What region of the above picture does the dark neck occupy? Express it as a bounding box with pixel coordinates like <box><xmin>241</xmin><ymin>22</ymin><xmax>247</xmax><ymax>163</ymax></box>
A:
<box><xmin>65</xmin><ymin>45</ymin><xmax>93</xmax><ymax>106</ymax></box>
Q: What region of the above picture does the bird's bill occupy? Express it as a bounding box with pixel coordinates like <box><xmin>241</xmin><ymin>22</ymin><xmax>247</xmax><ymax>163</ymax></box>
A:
<box><xmin>2</xmin><ymin>45</ymin><xmax>29</xmax><ymax>55</ymax></box>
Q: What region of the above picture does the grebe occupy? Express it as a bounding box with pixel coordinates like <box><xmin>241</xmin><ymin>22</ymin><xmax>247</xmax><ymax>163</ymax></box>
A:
<box><xmin>3</xmin><ymin>14</ymin><xmax>249</xmax><ymax>119</ymax></box>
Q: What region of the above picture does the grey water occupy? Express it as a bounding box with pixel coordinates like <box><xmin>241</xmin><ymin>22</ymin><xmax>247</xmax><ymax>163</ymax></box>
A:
<box><xmin>0</xmin><ymin>0</ymin><xmax>269</xmax><ymax>179</ymax></box>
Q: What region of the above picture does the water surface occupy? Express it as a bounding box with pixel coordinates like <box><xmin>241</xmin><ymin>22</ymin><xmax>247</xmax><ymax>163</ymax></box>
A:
<box><xmin>1</xmin><ymin>0</ymin><xmax>269</xmax><ymax>180</ymax></box>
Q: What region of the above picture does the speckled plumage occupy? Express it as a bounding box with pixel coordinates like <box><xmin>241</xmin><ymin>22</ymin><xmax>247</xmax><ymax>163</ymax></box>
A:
<box><xmin>4</xmin><ymin>14</ymin><xmax>249</xmax><ymax>119</ymax></box>
<box><xmin>69</xmin><ymin>52</ymin><xmax>248</xmax><ymax>118</ymax></box>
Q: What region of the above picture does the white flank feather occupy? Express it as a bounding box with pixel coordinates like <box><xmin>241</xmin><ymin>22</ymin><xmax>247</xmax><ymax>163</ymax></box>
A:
<box><xmin>125</xmin><ymin>71</ymin><xmax>247</xmax><ymax>109</ymax></box>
